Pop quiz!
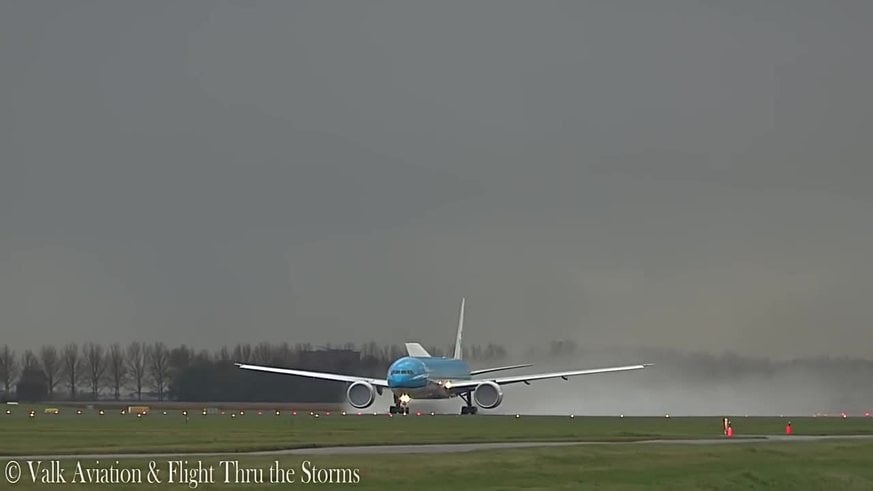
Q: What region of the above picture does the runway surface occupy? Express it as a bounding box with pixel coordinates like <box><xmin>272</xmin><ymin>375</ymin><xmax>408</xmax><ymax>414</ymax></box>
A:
<box><xmin>4</xmin><ymin>434</ymin><xmax>873</xmax><ymax>460</ymax></box>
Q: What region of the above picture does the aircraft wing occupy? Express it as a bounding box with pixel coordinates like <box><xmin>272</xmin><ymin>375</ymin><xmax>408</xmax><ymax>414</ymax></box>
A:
<box><xmin>235</xmin><ymin>363</ymin><xmax>389</xmax><ymax>388</ymax></box>
<box><xmin>469</xmin><ymin>363</ymin><xmax>533</xmax><ymax>376</ymax></box>
<box><xmin>447</xmin><ymin>363</ymin><xmax>651</xmax><ymax>390</ymax></box>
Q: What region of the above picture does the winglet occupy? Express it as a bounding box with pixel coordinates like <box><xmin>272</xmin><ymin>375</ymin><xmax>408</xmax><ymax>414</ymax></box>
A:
<box><xmin>453</xmin><ymin>297</ymin><xmax>465</xmax><ymax>359</ymax></box>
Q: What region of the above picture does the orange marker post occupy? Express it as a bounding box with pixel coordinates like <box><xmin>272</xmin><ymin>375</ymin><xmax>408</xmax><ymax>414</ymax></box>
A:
<box><xmin>726</xmin><ymin>424</ymin><xmax>734</xmax><ymax>438</ymax></box>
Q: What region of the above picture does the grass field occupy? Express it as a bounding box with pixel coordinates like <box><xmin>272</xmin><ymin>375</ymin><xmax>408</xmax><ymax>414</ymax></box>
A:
<box><xmin>3</xmin><ymin>442</ymin><xmax>873</xmax><ymax>489</ymax></box>
<box><xmin>2</xmin><ymin>406</ymin><xmax>873</xmax><ymax>489</ymax></box>
<box><xmin>1</xmin><ymin>404</ymin><xmax>872</xmax><ymax>455</ymax></box>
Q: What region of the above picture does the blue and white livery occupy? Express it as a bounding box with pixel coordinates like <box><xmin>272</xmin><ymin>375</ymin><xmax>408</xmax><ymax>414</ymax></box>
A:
<box><xmin>236</xmin><ymin>298</ymin><xmax>651</xmax><ymax>415</ymax></box>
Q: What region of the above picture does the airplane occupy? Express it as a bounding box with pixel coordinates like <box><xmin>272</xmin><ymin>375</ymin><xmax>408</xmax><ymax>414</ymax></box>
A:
<box><xmin>235</xmin><ymin>298</ymin><xmax>651</xmax><ymax>415</ymax></box>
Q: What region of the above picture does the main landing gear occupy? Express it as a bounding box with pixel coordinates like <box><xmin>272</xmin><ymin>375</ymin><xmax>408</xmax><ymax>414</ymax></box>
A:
<box><xmin>460</xmin><ymin>392</ymin><xmax>478</xmax><ymax>415</ymax></box>
<box><xmin>390</xmin><ymin>395</ymin><xmax>410</xmax><ymax>415</ymax></box>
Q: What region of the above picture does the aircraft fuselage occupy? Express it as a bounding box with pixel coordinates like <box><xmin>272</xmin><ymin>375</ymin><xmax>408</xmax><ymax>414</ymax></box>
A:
<box><xmin>387</xmin><ymin>356</ymin><xmax>471</xmax><ymax>400</ymax></box>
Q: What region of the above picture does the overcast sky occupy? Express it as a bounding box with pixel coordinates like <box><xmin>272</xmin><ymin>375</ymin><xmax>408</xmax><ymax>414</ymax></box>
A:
<box><xmin>2</xmin><ymin>1</ymin><xmax>872</xmax><ymax>358</ymax></box>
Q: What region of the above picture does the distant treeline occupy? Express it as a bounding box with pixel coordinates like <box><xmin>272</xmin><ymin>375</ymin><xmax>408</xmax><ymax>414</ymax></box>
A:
<box><xmin>0</xmin><ymin>341</ymin><xmax>511</xmax><ymax>403</ymax></box>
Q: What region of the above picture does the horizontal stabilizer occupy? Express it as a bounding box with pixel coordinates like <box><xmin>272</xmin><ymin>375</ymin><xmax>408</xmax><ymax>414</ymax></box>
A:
<box><xmin>405</xmin><ymin>343</ymin><xmax>431</xmax><ymax>357</ymax></box>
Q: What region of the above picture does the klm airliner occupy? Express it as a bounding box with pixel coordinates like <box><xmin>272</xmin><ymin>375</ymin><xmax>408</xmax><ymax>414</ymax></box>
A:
<box><xmin>236</xmin><ymin>299</ymin><xmax>650</xmax><ymax>415</ymax></box>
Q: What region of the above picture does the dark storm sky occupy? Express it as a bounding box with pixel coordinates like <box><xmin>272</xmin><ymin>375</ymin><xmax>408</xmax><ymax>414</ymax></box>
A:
<box><xmin>2</xmin><ymin>1</ymin><xmax>872</xmax><ymax>358</ymax></box>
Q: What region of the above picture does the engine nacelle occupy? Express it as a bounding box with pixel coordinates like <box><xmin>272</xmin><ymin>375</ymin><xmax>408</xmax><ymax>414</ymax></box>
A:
<box><xmin>473</xmin><ymin>381</ymin><xmax>504</xmax><ymax>409</ymax></box>
<box><xmin>346</xmin><ymin>381</ymin><xmax>377</xmax><ymax>409</ymax></box>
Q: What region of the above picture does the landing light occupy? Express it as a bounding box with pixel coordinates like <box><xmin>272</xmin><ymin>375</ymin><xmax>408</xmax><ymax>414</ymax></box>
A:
<box><xmin>570</xmin><ymin>414</ymin><xmax>575</xmax><ymax>419</ymax></box>
<box><xmin>665</xmin><ymin>414</ymin><xmax>670</xmax><ymax>418</ymax></box>
<box><xmin>515</xmin><ymin>414</ymin><xmax>520</xmax><ymax>419</ymax></box>
<box><xmin>182</xmin><ymin>410</ymin><xmax>188</xmax><ymax>416</ymax></box>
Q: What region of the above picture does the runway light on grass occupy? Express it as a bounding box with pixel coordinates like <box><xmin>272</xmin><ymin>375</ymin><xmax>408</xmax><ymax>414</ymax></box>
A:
<box><xmin>136</xmin><ymin>413</ymin><xmax>142</xmax><ymax>419</ymax></box>
<box><xmin>842</xmin><ymin>413</ymin><xmax>848</xmax><ymax>418</ymax></box>
<box><xmin>5</xmin><ymin>410</ymin><xmax>11</xmax><ymax>415</ymax></box>
<box><xmin>326</xmin><ymin>411</ymin><xmax>331</xmax><ymax>416</ymax></box>
<box><xmin>314</xmin><ymin>413</ymin><xmax>320</xmax><ymax>418</ymax></box>
<box><xmin>416</xmin><ymin>411</ymin><xmax>421</xmax><ymax>416</ymax></box>
<box><xmin>98</xmin><ymin>410</ymin><xmax>105</xmax><ymax>416</ymax></box>
<box><xmin>28</xmin><ymin>410</ymin><xmax>35</xmax><ymax>418</ymax></box>
<box><xmin>231</xmin><ymin>413</ymin><xmax>236</xmax><ymax>419</ymax></box>
<box><xmin>515</xmin><ymin>414</ymin><xmax>520</xmax><ymax>419</ymax></box>
<box><xmin>76</xmin><ymin>410</ymin><xmax>82</xmax><ymax>415</ymax></box>
<box><xmin>430</xmin><ymin>412</ymin><xmax>435</xmax><ymax>416</ymax></box>
<box><xmin>865</xmin><ymin>412</ymin><xmax>871</xmax><ymax>417</ymax></box>
<box><xmin>292</xmin><ymin>411</ymin><xmax>297</xmax><ymax>416</ymax></box>
<box><xmin>620</xmin><ymin>414</ymin><xmax>624</xmax><ymax>418</ymax></box>
<box><xmin>342</xmin><ymin>411</ymin><xmax>347</xmax><ymax>416</ymax></box>
<box><xmin>182</xmin><ymin>411</ymin><xmax>188</xmax><ymax>416</ymax></box>
<box><xmin>276</xmin><ymin>410</ymin><xmax>281</xmax><ymax>416</ymax></box>
<box><xmin>202</xmin><ymin>409</ymin><xmax>208</xmax><ymax>416</ymax></box>
<box><xmin>240</xmin><ymin>410</ymin><xmax>245</xmax><ymax>416</ymax></box>
<box><xmin>570</xmin><ymin>414</ymin><xmax>575</xmax><ymax>419</ymax></box>
<box><xmin>162</xmin><ymin>411</ymin><xmax>167</xmax><ymax>416</ymax></box>
<box><xmin>665</xmin><ymin>414</ymin><xmax>670</xmax><ymax>418</ymax></box>
<box><xmin>257</xmin><ymin>411</ymin><xmax>263</xmax><ymax>416</ymax></box>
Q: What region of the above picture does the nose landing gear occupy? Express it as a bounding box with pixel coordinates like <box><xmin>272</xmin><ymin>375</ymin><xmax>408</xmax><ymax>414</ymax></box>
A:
<box><xmin>390</xmin><ymin>394</ymin><xmax>411</xmax><ymax>415</ymax></box>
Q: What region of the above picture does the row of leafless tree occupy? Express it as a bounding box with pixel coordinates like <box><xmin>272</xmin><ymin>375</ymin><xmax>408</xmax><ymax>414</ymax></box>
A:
<box><xmin>0</xmin><ymin>342</ymin><xmax>167</xmax><ymax>401</ymax></box>
<box><xmin>0</xmin><ymin>341</ymin><xmax>513</xmax><ymax>402</ymax></box>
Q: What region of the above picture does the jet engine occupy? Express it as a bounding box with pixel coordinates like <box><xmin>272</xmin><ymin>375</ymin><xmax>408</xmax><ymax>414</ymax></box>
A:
<box><xmin>473</xmin><ymin>381</ymin><xmax>504</xmax><ymax>409</ymax></box>
<box><xmin>346</xmin><ymin>381</ymin><xmax>377</xmax><ymax>409</ymax></box>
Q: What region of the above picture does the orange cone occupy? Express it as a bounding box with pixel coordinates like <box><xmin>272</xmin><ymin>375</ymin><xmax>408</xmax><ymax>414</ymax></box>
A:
<box><xmin>785</xmin><ymin>422</ymin><xmax>793</xmax><ymax>435</ymax></box>
<box><xmin>726</xmin><ymin>425</ymin><xmax>734</xmax><ymax>438</ymax></box>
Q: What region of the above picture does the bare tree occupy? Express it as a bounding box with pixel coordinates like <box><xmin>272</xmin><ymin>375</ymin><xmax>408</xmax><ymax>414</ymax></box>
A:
<box><xmin>147</xmin><ymin>342</ymin><xmax>170</xmax><ymax>401</ymax></box>
<box><xmin>126</xmin><ymin>342</ymin><xmax>146</xmax><ymax>401</ymax></box>
<box><xmin>83</xmin><ymin>343</ymin><xmax>106</xmax><ymax>400</ymax></box>
<box><xmin>0</xmin><ymin>345</ymin><xmax>18</xmax><ymax>395</ymax></box>
<box><xmin>62</xmin><ymin>343</ymin><xmax>82</xmax><ymax>399</ymax></box>
<box><xmin>252</xmin><ymin>342</ymin><xmax>274</xmax><ymax>364</ymax></box>
<box><xmin>22</xmin><ymin>350</ymin><xmax>40</xmax><ymax>370</ymax></box>
<box><xmin>107</xmin><ymin>343</ymin><xmax>126</xmax><ymax>400</ymax></box>
<box><xmin>39</xmin><ymin>345</ymin><xmax>62</xmax><ymax>398</ymax></box>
